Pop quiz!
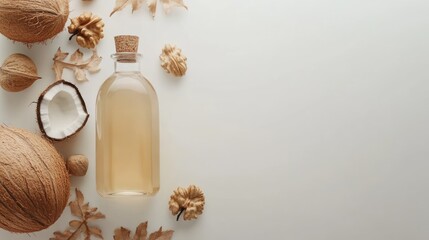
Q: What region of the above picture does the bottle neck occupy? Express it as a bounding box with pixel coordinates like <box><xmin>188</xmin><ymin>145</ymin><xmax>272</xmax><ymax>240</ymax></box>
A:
<box><xmin>112</xmin><ymin>53</ymin><xmax>142</xmax><ymax>73</ymax></box>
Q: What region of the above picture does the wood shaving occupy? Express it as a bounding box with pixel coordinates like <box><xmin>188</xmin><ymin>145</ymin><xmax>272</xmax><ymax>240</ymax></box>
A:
<box><xmin>53</xmin><ymin>48</ymin><xmax>102</xmax><ymax>82</ymax></box>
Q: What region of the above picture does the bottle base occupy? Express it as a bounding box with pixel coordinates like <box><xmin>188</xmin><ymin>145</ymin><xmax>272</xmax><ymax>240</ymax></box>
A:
<box><xmin>97</xmin><ymin>188</ymin><xmax>159</xmax><ymax>197</ymax></box>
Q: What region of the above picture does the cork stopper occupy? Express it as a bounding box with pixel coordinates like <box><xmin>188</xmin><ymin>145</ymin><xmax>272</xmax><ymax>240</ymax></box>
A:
<box><xmin>114</xmin><ymin>35</ymin><xmax>139</xmax><ymax>53</ymax></box>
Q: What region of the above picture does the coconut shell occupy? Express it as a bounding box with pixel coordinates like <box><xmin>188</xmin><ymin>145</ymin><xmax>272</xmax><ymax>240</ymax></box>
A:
<box><xmin>0</xmin><ymin>0</ymin><xmax>69</xmax><ymax>43</ymax></box>
<box><xmin>0</xmin><ymin>53</ymin><xmax>41</xmax><ymax>92</ymax></box>
<box><xmin>36</xmin><ymin>80</ymin><xmax>90</xmax><ymax>141</ymax></box>
<box><xmin>0</xmin><ymin>126</ymin><xmax>70</xmax><ymax>233</ymax></box>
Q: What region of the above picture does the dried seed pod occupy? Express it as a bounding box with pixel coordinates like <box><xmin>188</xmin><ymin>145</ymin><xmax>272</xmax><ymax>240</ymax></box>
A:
<box><xmin>160</xmin><ymin>44</ymin><xmax>187</xmax><ymax>77</ymax></box>
<box><xmin>67</xmin><ymin>155</ymin><xmax>89</xmax><ymax>176</ymax></box>
<box><xmin>68</xmin><ymin>12</ymin><xmax>104</xmax><ymax>49</ymax></box>
<box><xmin>0</xmin><ymin>53</ymin><xmax>41</xmax><ymax>92</ymax></box>
<box><xmin>169</xmin><ymin>185</ymin><xmax>205</xmax><ymax>221</ymax></box>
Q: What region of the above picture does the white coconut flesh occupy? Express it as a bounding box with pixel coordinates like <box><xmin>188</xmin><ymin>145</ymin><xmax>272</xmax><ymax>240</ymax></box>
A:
<box><xmin>38</xmin><ymin>81</ymin><xmax>88</xmax><ymax>140</ymax></box>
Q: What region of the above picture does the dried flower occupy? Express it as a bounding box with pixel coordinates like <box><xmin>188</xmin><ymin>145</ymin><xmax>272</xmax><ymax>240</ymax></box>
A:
<box><xmin>68</xmin><ymin>12</ymin><xmax>104</xmax><ymax>49</ymax></box>
<box><xmin>169</xmin><ymin>185</ymin><xmax>205</xmax><ymax>221</ymax></box>
<box><xmin>160</xmin><ymin>44</ymin><xmax>187</xmax><ymax>77</ymax></box>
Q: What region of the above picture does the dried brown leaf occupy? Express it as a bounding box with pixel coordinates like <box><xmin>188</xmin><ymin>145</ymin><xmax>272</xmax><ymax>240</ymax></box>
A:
<box><xmin>114</xmin><ymin>227</ymin><xmax>131</xmax><ymax>240</ymax></box>
<box><xmin>69</xmin><ymin>220</ymin><xmax>82</xmax><ymax>229</ymax></box>
<box><xmin>114</xmin><ymin>223</ymin><xmax>173</xmax><ymax>240</ymax></box>
<box><xmin>52</xmin><ymin>48</ymin><xmax>102</xmax><ymax>82</ymax></box>
<box><xmin>69</xmin><ymin>201</ymin><xmax>82</xmax><ymax>218</ymax></box>
<box><xmin>111</xmin><ymin>0</ymin><xmax>129</xmax><ymax>16</ymax></box>
<box><xmin>88</xmin><ymin>212</ymin><xmax>107</xmax><ymax>221</ymax></box>
<box><xmin>52</xmin><ymin>188</ymin><xmax>105</xmax><ymax>240</ymax></box>
<box><xmin>111</xmin><ymin>0</ymin><xmax>186</xmax><ymax>17</ymax></box>
<box><xmin>111</xmin><ymin>0</ymin><xmax>144</xmax><ymax>16</ymax></box>
<box><xmin>160</xmin><ymin>0</ymin><xmax>187</xmax><ymax>13</ymax></box>
<box><xmin>90</xmin><ymin>226</ymin><xmax>104</xmax><ymax>239</ymax></box>
<box><xmin>54</xmin><ymin>48</ymin><xmax>69</xmax><ymax>61</ymax></box>
<box><xmin>133</xmin><ymin>222</ymin><xmax>148</xmax><ymax>240</ymax></box>
<box><xmin>50</xmin><ymin>230</ymin><xmax>73</xmax><ymax>240</ymax></box>
<box><xmin>132</xmin><ymin>0</ymin><xmax>145</xmax><ymax>12</ymax></box>
<box><xmin>147</xmin><ymin>0</ymin><xmax>157</xmax><ymax>17</ymax></box>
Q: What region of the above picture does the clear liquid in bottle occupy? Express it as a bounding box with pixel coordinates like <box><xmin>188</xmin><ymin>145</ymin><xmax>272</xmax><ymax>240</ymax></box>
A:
<box><xmin>96</xmin><ymin>35</ymin><xmax>159</xmax><ymax>196</ymax></box>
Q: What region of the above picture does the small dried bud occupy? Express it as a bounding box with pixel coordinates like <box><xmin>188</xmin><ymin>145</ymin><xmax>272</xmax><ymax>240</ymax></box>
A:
<box><xmin>67</xmin><ymin>155</ymin><xmax>89</xmax><ymax>176</ymax></box>
<box><xmin>68</xmin><ymin>12</ymin><xmax>104</xmax><ymax>49</ymax></box>
<box><xmin>160</xmin><ymin>44</ymin><xmax>187</xmax><ymax>77</ymax></box>
<box><xmin>169</xmin><ymin>185</ymin><xmax>205</xmax><ymax>221</ymax></box>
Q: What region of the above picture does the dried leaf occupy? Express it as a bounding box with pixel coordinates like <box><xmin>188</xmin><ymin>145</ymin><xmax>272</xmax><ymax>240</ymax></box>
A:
<box><xmin>52</xmin><ymin>48</ymin><xmax>102</xmax><ymax>82</ymax></box>
<box><xmin>86</xmin><ymin>50</ymin><xmax>102</xmax><ymax>72</ymax></box>
<box><xmin>114</xmin><ymin>227</ymin><xmax>131</xmax><ymax>240</ymax></box>
<box><xmin>70</xmin><ymin>49</ymin><xmax>84</xmax><ymax>64</ymax></box>
<box><xmin>111</xmin><ymin>0</ymin><xmax>186</xmax><ymax>17</ymax></box>
<box><xmin>114</xmin><ymin>222</ymin><xmax>173</xmax><ymax>240</ymax></box>
<box><xmin>88</xmin><ymin>212</ymin><xmax>106</xmax><ymax>221</ymax></box>
<box><xmin>90</xmin><ymin>226</ymin><xmax>104</xmax><ymax>239</ymax></box>
<box><xmin>147</xmin><ymin>0</ymin><xmax>157</xmax><ymax>17</ymax></box>
<box><xmin>160</xmin><ymin>0</ymin><xmax>187</xmax><ymax>13</ymax></box>
<box><xmin>111</xmin><ymin>0</ymin><xmax>130</xmax><ymax>16</ymax></box>
<box><xmin>156</xmin><ymin>231</ymin><xmax>174</xmax><ymax>240</ymax></box>
<box><xmin>50</xmin><ymin>230</ymin><xmax>73</xmax><ymax>240</ymax></box>
<box><xmin>133</xmin><ymin>222</ymin><xmax>148</xmax><ymax>240</ymax></box>
<box><xmin>54</xmin><ymin>48</ymin><xmax>69</xmax><ymax>61</ymax></box>
<box><xmin>111</xmin><ymin>0</ymin><xmax>144</xmax><ymax>16</ymax></box>
<box><xmin>69</xmin><ymin>220</ymin><xmax>82</xmax><ymax>229</ymax></box>
<box><xmin>52</xmin><ymin>188</ymin><xmax>105</xmax><ymax>240</ymax></box>
<box><xmin>69</xmin><ymin>201</ymin><xmax>82</xmax><ymax>218</ymax></box>
<box><xmin>132</xmin><ymin>0</ymin><xmax>145</xmax><ymax>12</ymax></box>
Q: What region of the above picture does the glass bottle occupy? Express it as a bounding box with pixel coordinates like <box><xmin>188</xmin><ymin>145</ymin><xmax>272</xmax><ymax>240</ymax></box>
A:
<box><xmin>96</xmin><ymin>35</ymin><xmax>159</xmax><ymax>196</ymax></box>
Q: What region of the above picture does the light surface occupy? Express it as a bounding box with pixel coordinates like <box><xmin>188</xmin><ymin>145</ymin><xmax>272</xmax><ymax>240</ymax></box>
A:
<box><xmin>1</xmin><ymin>0</ymin><xmax>429</xmax><ymax>239</ymax></box>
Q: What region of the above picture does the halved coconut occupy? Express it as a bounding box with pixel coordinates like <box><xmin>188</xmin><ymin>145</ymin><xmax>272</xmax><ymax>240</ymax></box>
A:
<box><xmin>37</xmin><ymin>80</ymin><xmax>89</xmax><ymax>141</ymax></box>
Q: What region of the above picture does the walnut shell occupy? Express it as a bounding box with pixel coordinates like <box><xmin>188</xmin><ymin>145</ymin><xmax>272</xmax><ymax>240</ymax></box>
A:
<box><xmin>169</xmin><ymin>185</ymin><xmax>205</xmax><ymax>221</ymax></box>
<box><xmin>66</xmin><ymin>155</ymin><xmax>89</xmax><ymax>176</ymax></box>
<box><xmin>68</xmin><ymin>12</ymin><xmax>104</xmax><ymax>49</ymax></box>
<box><xmin>160</xmin><ymin>44</ymin><xmax>187</xmax><ymax>77</ymax></box>
<box><xmin>0</xmin><ymin>54</ymin><xmax>41</xmax><ymax>92</ymax></box>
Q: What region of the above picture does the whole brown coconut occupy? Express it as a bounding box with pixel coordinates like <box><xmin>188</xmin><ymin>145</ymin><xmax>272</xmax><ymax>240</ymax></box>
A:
<box><xmin>0</xmin><ymin>126</ymin><xmax>70</xmax><ymax>233</ymax></box>
<box><xmin>0</xmin><ymin>0</ymin><xmax>69</xmax><ymax>43</ymax></box>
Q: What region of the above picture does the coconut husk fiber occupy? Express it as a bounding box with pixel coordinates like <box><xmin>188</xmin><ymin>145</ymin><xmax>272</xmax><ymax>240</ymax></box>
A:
<box><xmin>0</xmin><ymin>126</ymin><xmax>70</xmax><ymax>233</ymax></box>
<box><xmin>0</xmin><ymin>0</ymin><xmax>69</xmax><ymax>43</ymax></box>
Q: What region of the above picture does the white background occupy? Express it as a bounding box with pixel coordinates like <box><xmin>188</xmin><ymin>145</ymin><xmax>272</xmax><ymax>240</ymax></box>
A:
<box><xmin>1</xmin><ymin>0</ymin><xmax>429</xmax><ymax>239</ymax></box>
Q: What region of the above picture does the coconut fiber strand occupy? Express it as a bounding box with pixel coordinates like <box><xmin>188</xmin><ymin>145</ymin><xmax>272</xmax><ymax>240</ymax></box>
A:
<box><xmin>0</xmin><ymin>0</ymin><xmax>69</xmax><ymax>43</ymax></box>
<box><xmin>0</xmin><ymin>126</ymin><xmax>70</xmax><ymax>233</ymax></box>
